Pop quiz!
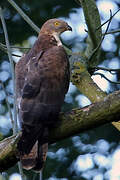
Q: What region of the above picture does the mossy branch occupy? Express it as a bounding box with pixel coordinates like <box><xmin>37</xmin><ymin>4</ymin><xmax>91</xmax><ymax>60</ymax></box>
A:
<box><xmin>71</xmin><ymin>60</ymin><xmax>120</xmax><ymax>131</ymax></box>
<box><xmin>78</xmin><ymin>0</ymin><xmax>102</xmax><ymax>66</ymax></box>
<box><xmin>0</xmin><ymin>90</ymin><xmax>120</xmax><ymax>172</ymax></box>
<box><xmin>71</xmin><ymin>61</ymin><xmax>107</xmax><ymax>102</ymax></box>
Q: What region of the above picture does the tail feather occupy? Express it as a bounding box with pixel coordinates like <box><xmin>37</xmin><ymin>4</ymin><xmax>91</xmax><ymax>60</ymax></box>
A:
<box><xmin>33</xmin><ymin>143</ymin><xmax>48</xmax><ymax>172</ymax></box>
<box><xmin>33</xmin><ymin>127</ymin><xmax>49</xmax><ymax>171</ymax></box>
<box><xmin>18</xmin><ymin>127</ymin><xmax>49</xmax><ymax>171</ymax></box>
<box><xmin>20</xmin><ymin>141</ymin><xmax>38</xmax><ymax>170</ymax></box>
<box><xmin>20</xmin><ymin>142</ymin><xmax>48</xmax><ymax>172</ymax></box>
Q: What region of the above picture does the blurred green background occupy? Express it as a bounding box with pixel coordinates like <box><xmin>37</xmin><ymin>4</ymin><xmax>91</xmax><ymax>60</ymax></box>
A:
<box><xmin>0</xmin><ymin>0</ymin><xmax>120</xmax><ymax>179</ymax></box>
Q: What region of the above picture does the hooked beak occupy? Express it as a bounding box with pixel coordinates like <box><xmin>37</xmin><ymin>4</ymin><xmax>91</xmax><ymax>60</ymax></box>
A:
<box><xmin>67</xmin><ymin>25</ymin><xmax>72</xmax><ymax>31</ymax></box>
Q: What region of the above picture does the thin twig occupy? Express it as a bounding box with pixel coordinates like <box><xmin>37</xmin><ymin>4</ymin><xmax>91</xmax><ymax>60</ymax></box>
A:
<box><xmin>7</xmin><ymin>0</ymin><xmax>40</xmax><ymax>34</ymax></box>
<box><xmin>85</xmin><ymin>29</ymin><xmax>120</xmax><ymax>35</ymax></box>
<box><xmin>11</xmin><ymin>46</ymin><xmax>30</xmax><ymax>50</ymax></box>
<box><xmin>93</xmin><ymin>72</ymin><xmax>120</xmax><ymax>84</ymax></box>
<box><xmin>88</xmin><ymin>10</ymin><xmax>113</xmax><ymax>63</ymax></box>
<box><xmin>103</xmin><ymin>29</ymin><xmax>120</xmax><ymax>35</ymax></box>
<box><xmin>40</xmin><ymin>171</ymin><xmax>42</xmax><ymax>180</ymax></box>
<box><xmin>1</xmin><ymin>41</ymin><xmax>72</xmax><ymax>57</ymax></box>
<box><xmin>0</xmin><ymin>6</ymin><xmax>18</xmax><ymax>134</ymax></box>
<box><xmin>18</xmin><ymin>162</ymin><xmax>26</xmax><ymax>180</ymax></box>
<box><xmin>94</xmin><ymin>66</ymin><xmax>120</xmax><ymax>72</ymax></box>
<box><xmin>0</xmin><ymin>81</ymin><xmax>14</xmax><ymax>129</ymax></box>
<box><xmin>0</xmin><ymin>42</ymin><xmax>21</xmax><ymax>58</ymax></box>
<box><xmin>96</xmin><ymin>8</ymin><xmax>120</xmax><ymax>31</ymax></box>
<box><xmin>0</xmin><ymin>6</ymin><xmax>25</xmax><ymax>178</ymax></box>
<box><xmin>0</xmin><ymin>42</ymin><xmax>30</xmax><ymax>50</ymax></box>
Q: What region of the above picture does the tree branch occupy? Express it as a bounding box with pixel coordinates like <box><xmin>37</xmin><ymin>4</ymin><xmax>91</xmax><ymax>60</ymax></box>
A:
<box><xmin>0</xmin><ymin>81</ymin><xmax>14</xmax><ymax>128</ymax></box>
<box><xmin>92</xmin><ymin>66</ymin><xmax>120</xmax><ymax>73</ymax></box>
<box><xmin>0</xmin><ymin>6</ymin><xmax>25</xmax><ymax>177</ymax></box>
<box><xmin>0</xmin><ymin>42</ymin><xmax>30</xmax><ymax>50</ymax></box>
<box><xmin>102</xmin><ymin>29</ymin><xmax>120</xmax><ymax>35</ymax></box>
<box><xmin>79</xmin><ymin>0</ymin><xmax>102</xmax><ymax>48</ymax></box>
<box><xmin>88</xmin><ymin>9</ymin><xmax>113</xmax><ymax>65</ymax></box>
<box><xmin>71</xmin><ymin>61</ymin><xmax>107</xmax><ymax>103</ymax></box>
<box><xmin>0</xmin><ymin>90</ymin><xmax>120</xmax><ymax>172</ymax></box>
<box><xmin>0</xmin><ymin>42</ymin><xmax>22</xmax><ymax>57</ymax></box>
<box><xmin>93</xmin><ymin>73</ymin><xmax>120</xmax><ymax>84</ymax></box>
<box><xmin>0</xmin><ymin>6</ymin><xmax>18</xmax><ymax>134</ymax></box>
<box><xmin>96</xmin><ymin>8</ymin><xmax>120</xmax><ymax>31</ymax></box>
<box><xmin>79</xmin><ymin>0</ymin><xmax>102</xmax><ymax>67</ymax></box>
<box><xmin>7</xmin><ymin>0</ymin><xmax>40</xmax><ymax>34</ymax></box>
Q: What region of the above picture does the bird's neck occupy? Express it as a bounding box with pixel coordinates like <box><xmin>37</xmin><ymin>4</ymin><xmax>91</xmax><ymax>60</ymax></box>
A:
<box><xmin>39</xmin><ymin>31</ymin><xmax>62</xmax><ymax>46</ymax></box>
<box><xmin>52</xmin><ymin>32</ymin><xmax>62</xmax><ymax>46</ymax></box>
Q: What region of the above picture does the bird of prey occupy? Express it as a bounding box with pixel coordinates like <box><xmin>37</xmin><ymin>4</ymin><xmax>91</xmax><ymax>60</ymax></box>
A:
<box><xmin>15</xmin><ymin>18</ymin><xmax>72</xmax><ymax>171</ymax></box>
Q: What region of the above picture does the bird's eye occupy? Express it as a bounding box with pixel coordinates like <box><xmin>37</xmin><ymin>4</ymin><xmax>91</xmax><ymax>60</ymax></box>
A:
<box><xmin>54</xmin><ymin>22</ymin><xmax>60</xmax><ymax>26</ymax></box>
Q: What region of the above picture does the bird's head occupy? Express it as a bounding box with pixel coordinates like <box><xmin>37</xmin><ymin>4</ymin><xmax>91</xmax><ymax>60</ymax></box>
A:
<box><xmin>40</xmin><ymin>19</ymin><xmax>72</xmax><ymax>36</ymax></box>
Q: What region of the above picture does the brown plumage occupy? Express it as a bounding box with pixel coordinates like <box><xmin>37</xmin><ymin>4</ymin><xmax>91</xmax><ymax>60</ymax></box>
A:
<box><xmin>15</xmin><ymin>18</ymin><xmax>72</xmax><ymax>171</ymax></box>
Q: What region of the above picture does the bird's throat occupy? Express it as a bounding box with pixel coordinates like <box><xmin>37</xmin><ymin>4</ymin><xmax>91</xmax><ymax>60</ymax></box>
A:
<box><xmin>52</xmin><ymin>32</ymin><xmax>62</xmax><ymax>46</ymax></box>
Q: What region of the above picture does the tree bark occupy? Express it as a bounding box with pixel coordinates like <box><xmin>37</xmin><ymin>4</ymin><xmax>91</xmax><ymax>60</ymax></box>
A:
<box><xmin>0</xmin><ymin>90</ymin><xmax>120</xmax><ymax>172</ymax></box>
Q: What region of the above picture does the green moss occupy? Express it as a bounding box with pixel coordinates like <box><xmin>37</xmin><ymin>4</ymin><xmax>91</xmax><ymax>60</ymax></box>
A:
<box><xmin>0</xmin><ymin>134</ymin><xmax>3</xmax><ymax>141</ymax></box>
